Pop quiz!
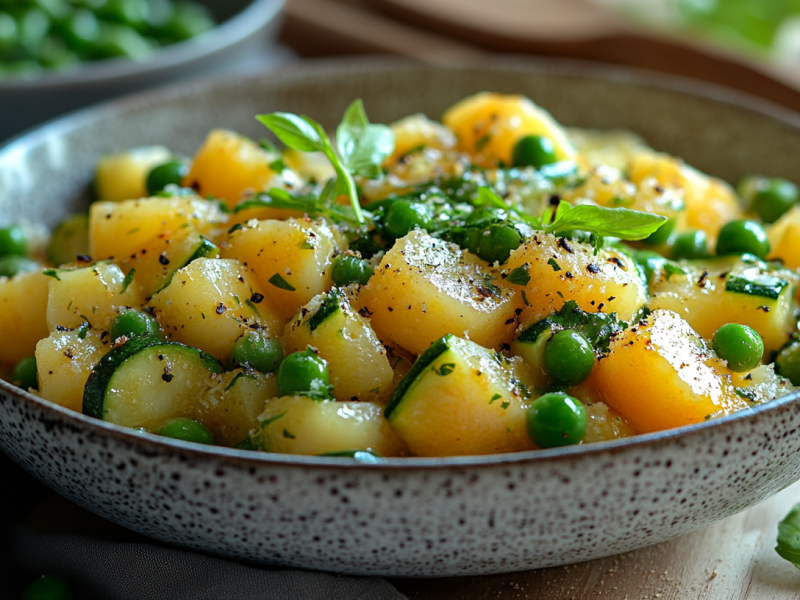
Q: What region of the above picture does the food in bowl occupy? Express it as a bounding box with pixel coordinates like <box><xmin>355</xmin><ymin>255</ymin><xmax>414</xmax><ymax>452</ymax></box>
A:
<box><xmin>0</xmin><ymin>0</ymin><xmax>216</xmax><ymax>80</ymax></box>
<box><xmin>2</xmin><ymin>91</ymin><xmax>799</xmax><ymax>457</ymax></box>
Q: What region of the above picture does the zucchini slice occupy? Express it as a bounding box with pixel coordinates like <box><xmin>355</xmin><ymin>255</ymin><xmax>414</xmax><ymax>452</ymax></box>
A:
<box><xmin>385</xmin><ymin>334</ymin><xmax>534</xmax><ymax>456</ymax></box>
<box><xmin>83</xmin><ymin>336</ymin><xmax>223</xmax><ymax>430</ymax></box>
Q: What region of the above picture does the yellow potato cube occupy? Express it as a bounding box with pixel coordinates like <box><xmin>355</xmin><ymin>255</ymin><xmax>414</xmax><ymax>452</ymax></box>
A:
<box><xmin>442</xmin><ymin>92</ymin><xmax>576</xmax><ymax>169</ymax></box>
<box><xmin>590</xmin><ymin>310</ymin><xmax>748</xmax><ymax>433</ymax></box>
<box><xmin>358</xmin><ymin>231</ymin><xmax>521</xmax><ymax>356</ymax></box>
<box><xmin>0</xmin><ymin>270</ymin><xmax>50</xmax><ymax>365</ymax></box>
<box><xmin>46</xmin><ymin>262</ymin><xmax>142</xmax><ymax>331</ymax></box>
<box><xmin>149</xmin><ymin>258</ymin><xmax>283</xmax><ymax>364</ymax></box>
<box><xmin>220</xmin><ymin>218</ymin><xmax>341</xmax><ymax>319</ymax></box>
<box><xmin>36</xmin><ymin>328</ymin><xmax>107</xmax><ymax>412</ymax></box>
<box><xmin>95</xmin><ymin>146</ymin><xmax>171</xmax><ymax>202</ymax></box>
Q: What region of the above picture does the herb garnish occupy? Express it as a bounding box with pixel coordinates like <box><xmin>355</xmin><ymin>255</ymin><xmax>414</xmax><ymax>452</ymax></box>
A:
<box><xmin>256</xmin><ymin>99</ymin><xmax>394</xmax><ymax>225</ymax></box>
<box><xmin>505</xmin><ymin>266</ymin><xmax>531</xmax><ymax>286</ymax></box>
<box><xmin>268</xmin><ymin>273</ymin><xmax>296</xmax><ymax>291</ymax></box>
<box><xmin>545</xmin><ymin>202</ymin><xmax>668</xmax><ymax>245</ymax></box>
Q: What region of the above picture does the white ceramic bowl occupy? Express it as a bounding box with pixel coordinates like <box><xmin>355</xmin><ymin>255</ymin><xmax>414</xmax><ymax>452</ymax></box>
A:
<box><xmin>2</xmin><ymin>59</ymin><xmax>800</xmax><ymax>577</ymax></box>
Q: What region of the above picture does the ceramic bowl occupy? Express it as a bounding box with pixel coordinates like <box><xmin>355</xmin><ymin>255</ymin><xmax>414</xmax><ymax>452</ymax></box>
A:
<box><xmin>0</xmin><ymin>0</ymin><xmax>285</xmax><ymax>143</ymax></box>
<box><xmin>2</xmin><ymin>59</ymin><xmax>800</xmax><ymax>578</ymax></box>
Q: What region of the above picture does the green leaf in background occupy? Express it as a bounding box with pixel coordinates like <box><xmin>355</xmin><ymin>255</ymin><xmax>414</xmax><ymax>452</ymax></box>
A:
<box><xmin>336</xmin><ymin>99</ymin><xmax>395</xmax><ymax>179</ymax></box>
<box><xmin>256</xmin><ymin>113</ymin><xmax>324</xmax><ymax>153</ymax></box>
<box><xmin>545</xmin><ymin>202</ymin><xmax>668</xmax><ymax>241</ymax></box>
<box><xmin>776</xmin><ymin>502</ymin><xmax>800</xmax><ymax>568</ymax></box>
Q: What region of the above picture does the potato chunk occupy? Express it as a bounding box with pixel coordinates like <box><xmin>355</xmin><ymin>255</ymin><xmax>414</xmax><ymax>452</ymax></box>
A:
<box><xmin>90</xmin><ymin>197</ymin><xmax>226</xmax><ymax>262</ymax></box>
<box><xmin>0</xmin><ymin>270</ymin><xmax>50</xmax><ymax>365</ymax></box>
<box><xmin>629</xmin><ymin>152</ymin><xmax>741</xmax><ymax>239</ymax></box>
<box><xmin>220</xmin><ymin>218</ymin><xmax>341</xmax><ymax>319</ymax></box>
<box><xmin>198</xmin><ymin>369</ymin><xmax>279</xmax><ymax>447</ymax></box>
<box><xmin>47</xmin><ymin>262</ymin><xmax>142</xmax><ymax>331</ymax></box>
<box><xmin>442</xmin><ymin>92</ymin><xmax>576</xmax><ymax>169</ymax></box>
<box><xmin>504</xmin><ymin>233</ymin><xmax>647</xmax><ymax>327</ymax></box>
<box><xmin>282</xmin><ymin>290</ymin><xmax>393</xmax><ymax>401</ymax></box>
<box><xmin>184</xmin><ymin>129</ymin><xmax>277</xmax><ymax>208</ymax></box>
<box><xmin>36</xmin><ymin>328</ymin><xmax>107</xmax><ymax>412</ymax></box>
<box><xmin>650</xmin><ymin>257</ymin><xmax>798</xmax><ymax>356</ymax></box>
<box><xmin>95</xmin><ymin>146</ymin><xmax>171</xmax><ymax>202</ymax></box>
<box><xmin>385</xmin><ymin>114</ymin><xmax>456</xmax><ymax>165</ymax></box>
<box><xmin>254</xmin><ymin>396</ymin><xmax>403</xmax><ymax>456</ymax></box>
<box><xmin>768</xmin><ymin>206</ymin><xmax>800</xmax><ymax>269</ymax></box>
<box><xmin>149</xmin><ymin>258</ymin><xmax>282</xmax><ymax>363</ymax></box>
<box><xmin>590</xmin><ymin>310</ymin><xmax>748</xmax><ymax>433</ymax></box>
<box><xmin>358</xmin><ymin>231</ymin><xmax>521</xmax><ymax>355</ymax></box>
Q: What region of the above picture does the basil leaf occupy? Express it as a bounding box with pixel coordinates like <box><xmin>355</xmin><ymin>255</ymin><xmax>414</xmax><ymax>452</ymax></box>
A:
<box><xmin>336</xmin><ymin>99</ymin><xmax>394</xmax><ymax>179</ymax></box>
<box><xmin>256</xmin><ymin>113</ymin><xmax>324</xmax><ymax>153</ymax></box>
<box><xmin>269</xmin><ymin>273</ymin><xmax>296</xmax><ymax>291</ymax></box>
<box><xmin>506</xmin><ymin>266</ymin><xmax>530</xmax><ymax>286</ymax></box>
<box><xmin>776</xmin><ymin>502</ymin><xmax>800</xmax><ymax>568</ymax></box>
<box><xmin>546</xmin><ymin>204</ymin><xmax>668</xmax><ymax>241</ymax></box>
<box><xmin>476</xmin><ymin>187</ymin><xmax>508</xmax><ymax>210</ymax></box>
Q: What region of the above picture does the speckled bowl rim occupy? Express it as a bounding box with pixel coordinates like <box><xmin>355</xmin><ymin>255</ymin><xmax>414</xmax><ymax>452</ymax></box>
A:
<box><xmin>0</xmin><ymin>0</ymin><xmax>284</xmax><ymax>90</ymax></box>
<box><xmin>3</xmin><ymin>56</ymin><xmax>800</xmax><ymax>471</ymax></box>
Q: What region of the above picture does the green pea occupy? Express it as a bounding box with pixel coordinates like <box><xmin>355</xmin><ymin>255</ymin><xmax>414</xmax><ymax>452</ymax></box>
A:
<box><xmin>145</xmin><ymin>0</ymin><xmax>176</xmax><ymax>30</ymax></box>
<box><xmin>0</xmin><ymin>12</ymin><xmax>18</xmax><ymax>52</ymax></box>
<box><xmin>476</xmin><ymin>223</ymin><xmax>522</xmax><ymax>264</ymax></box>
<box><xmin>382</xmin><ymin>200</ymin><xmax>434</xmax><ymax>240</ymax></box>
<box><xmin>331</xmin><ymin>254</ymin><xmax>373</xmax><ymax>286</ymax></box>
<box><xmin>526</xmin><ymin>392</ymin><xmax>587</xmax><ymax>448</ymax></box>
<box><xmin>145</xmin><ymin>160</ymin><xmax>189</xmax><ymax>196</ymax></box>
<box><xmin>20</xmin><ymin>574</ymin><xmax>73</xmax><ymax>600</ymax></box>
<box><xmin>16</xmin><ymin>8</ymin><xmax>50</xmax><ymax>53</ymax></box>
<box><xmin>670</xmin><ymin>229</ymin><xmax>708</xmax><ymax>260</ymax></box>
<box><xmin>0</xmin><ymin>255</ymin><xmax>37</xmax><ymax>277</ymax></box>
<box><xmin>512</xmin><ymin>134</ymin><xmax>557</xmax><ymax>169</ymax></box>
<box><xmin>109</xmin><ymin>310</ymin><xmax>160</xmax><ymax>341</ymax></box>
<box><xmin>277</xmin><ymin>348</ymin><xmax>331</xmax><ymax>398</ymax></box>
<box><xmin>543</xmin><ymin>329</ymin><xmax>595</xmax><ymax>386</ymax></box>
<box><xmin>742</xmin><ymin>176</ymin><xmax>799</xmax><ymax>224</ymax></box>
<box><xmin>93</xmin><ymin>22</ymin><xmax>152</xmax><ymax>59</ymax></box>
<box><xmin>158</xmin><ymin>418</ymin><xmax>214</xmax><ymax>445</ymax></box>
<box><xmin>12</xmin><ymin>356</ymin><xmax>38</xmax><ymax>391</ymax></box>
<box><xmin>156</xmin><ymin>1</ymin><xmax>214</xmax><ymax>41</ymax></box>
<box><xmin>633</xmin><ymin>250</ymin><xmax>667</xmax><ymax>284</ymax></box>
<box><xmin>231</xmin><ymin>330</ymin><xmax>283</xmax><ymax>373</ymax></box>
<box><xmin>716</xmin><ymin>219</ymin><xmax>770</xmax><ymax>258</ymax></box>
<box><xmin>465</xmin><ymin>206</ymin><xmax>507</xmax><ymax>224</ymax></box>
<box><xmin>57</xmin><ymin>8</ymin><xmax>100</xmax><ymax>53</ymax></box>
<box><xmin>642</xmin><ymin>217</ymin><xmax>676</xmax><ymax>246</ymax></box>
<box><xmin>0</xmin><ymin>224</ymin><xmax>27</xmax><ymax>257</ymax></box>
<box><xmin>775</xmin><ymin>338</ymin><xmax>800</xmax><ymax>386</ymax></box>
<box><xmin>98</xmin><ymin>0</ymin><xmax>150</xmax><ymax>30</ymax></box>
<box><xmin>711</xmin><ymin>323</ymin><xmax>764</xmax><ymax>372</ymax></box>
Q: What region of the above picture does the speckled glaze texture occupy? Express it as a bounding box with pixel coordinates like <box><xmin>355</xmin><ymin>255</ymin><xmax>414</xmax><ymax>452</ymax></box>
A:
<box><xmin>3</xmin><ymin>59</ymin><xmax>800</xmax><ymax>577</ymax></box>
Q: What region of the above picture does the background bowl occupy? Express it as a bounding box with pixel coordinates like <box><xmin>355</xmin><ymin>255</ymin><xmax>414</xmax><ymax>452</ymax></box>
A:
<box><xmin>3</xmin><ymin>59</ymin><xmax>800</xmax><ymax>578</ymax></box>
<box><xmin>0</xmin><ymin>0</ymin><xmax>285</xmax><ymax>143</ymax></box>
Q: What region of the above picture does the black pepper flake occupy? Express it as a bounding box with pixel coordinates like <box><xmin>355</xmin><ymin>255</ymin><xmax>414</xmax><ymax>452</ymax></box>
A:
<box><xmin>697</xmin><ymin>270</ymin><xmax>709</xmax><ymax>287</ymax></box>
<box><xmin>159</xmin><ymin>253</ymin><xmax>170</xmax><ymax>266</ymax></box>
<box><xmin>557</xmin><ymin>237</ymin><xmax>574</xmax><ymax>254</ymax></box>
<box><xmin>608</xmin><ymin>257</ymin><xmax>627</xmax><ymax>270</ymax></box>
<box><xmin>215</xmin><ymin>303</ymin><xmax>226</xmax><ymax>315</ymax></box>
<box><xmin>499</xmin><ymin>343</ymin><xmax>511</xmax><ymax>352</ymax></box>
<box><xmin>55</xmin><ymin>325</ymin><xmax>68</xmax><ymax>332</ymax></box>
<box><xmin>387</xmin><ymin>307</ymin><xmax>393</xmax><ymax>312</ymax></box>
<box><xmin>598</xmin><ymin>303</ymin><xmax>605</xmax><ymax>311</ymax></box>
<box><xmin>76</xmin><ymin>254</ymin><xmax>92</xmax><ymax>263</ymax></box>
<box><xmin>515</xmin><ymin>308</ymin><xmax>523</xmax><ymax>315</ymax></box>
<box><xmin>587</xmin><ymin>264</ymin><xmax>600</xmax><ymax>274</ymax></box>
<box><xmin>745</xmin><ymin>373</ymin><xmax>753</xmax><ymax>380</ymax></box>
<box><xmin>162</xmin><ymin>369</ymin><xmax>174</xmax><ymax>383</ymax></box>
<box><xmin>608</xmin><ymin>296</ymin><xmax>616</xmax><ymax>301</ymax></box>
<box><xmin>758</xmin><ymin>305</ymin><xmax>770</xmax><ymax>312</ymax></box>
<box><xmin>359</xmin><ymin>307</ymin><xmax>373</xmax><ymax>318</ymax></box>
<box><xmin>719</xmin><ymin>271</ymin><xmax>729</xmax><ymax>280</ymax></box>
<box><xmin>251</xmin><ymin>293</ymin><xmax>264</xmax><ymax>304</ymax></box>
<box><xmin>504</xmin><ymin>318</ymin><xmax>515</xmax><ymax>325</ymax></box>
<box><xmin>565</xmin><ymin>272</ymin><xmax>574</xmax><ymax>279</ymax></box>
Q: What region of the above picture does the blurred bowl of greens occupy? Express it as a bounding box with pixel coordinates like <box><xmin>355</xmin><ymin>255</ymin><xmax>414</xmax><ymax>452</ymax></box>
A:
<box><xmin>0</xmin><ymin>0</ymin><xmax>285</xmax><ymax>141</ymax></box>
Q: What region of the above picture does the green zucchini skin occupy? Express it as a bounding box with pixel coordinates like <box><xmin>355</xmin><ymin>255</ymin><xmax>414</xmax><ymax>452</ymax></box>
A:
<box><xmin>82</xmin><ymin>336</ymin><xmax>223</xmax><ymax>420</ymax></box>
<box><xmin>384</xmin><ymin>334</ymin><xmax>452</xmax><ymax>419</ymax></box>
<box><xmin>308</xmin><ymin>290</ymin><xmax>344</xmax><ymax>332</ymax></box>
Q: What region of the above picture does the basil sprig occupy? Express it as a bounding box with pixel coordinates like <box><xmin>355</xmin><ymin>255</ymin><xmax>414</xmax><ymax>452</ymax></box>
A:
<box><xmin>256</xmin><ymin>100</ymin><xmax>394</xmax><ymax>225</ymax></box>
<box><xmin>545</xmin><ymin>202</ymin><xmax>668</xmax><ymax>240</ymax></box>
<box><xmin>776</xmin><ymin>502</ymin><xmax>800</xmax><ymax>569</ymax></box>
